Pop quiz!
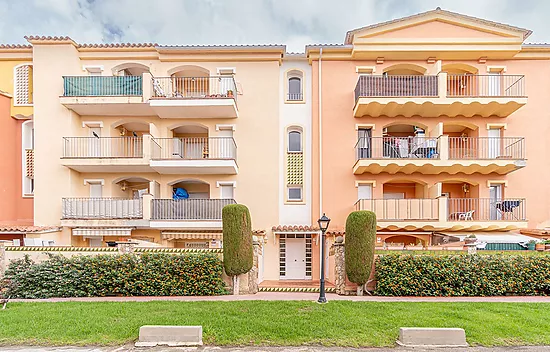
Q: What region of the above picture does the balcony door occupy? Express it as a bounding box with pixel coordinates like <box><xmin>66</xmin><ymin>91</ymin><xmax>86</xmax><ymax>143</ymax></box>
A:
<box><xmin>488</xmin><ymin>128</ymin><xmax>501</xmax><ymax>159</ymax></box>
<box><xmin>487</xmin><ymin>72</ymin><xmax>502</xmax><ymax>96</ymax></box>
<box><xmin>490</xmin><ymin>184</ymin><xmax>503</xmax><ymax>220</ymax></box>
<box><xmin>88</xmin><ymin>127</ymin><xmax>101</xmax><ymax>157</ymax></box>
<box><xmin>357</xmin><ymin>128</ymin><xmax>372</xmax><ymax>158</ymax></box>
<box><xmin>220</xmin><ymin>184</ymin><xmax>234</xmax><ymax>199</ymax></box>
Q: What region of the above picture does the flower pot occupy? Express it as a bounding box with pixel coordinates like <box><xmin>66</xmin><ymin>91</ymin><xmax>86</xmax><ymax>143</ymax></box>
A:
<box><xmin>535</xmin><ymin>243</ymin><xmax>545</xmax><ymax>251</ymax></box>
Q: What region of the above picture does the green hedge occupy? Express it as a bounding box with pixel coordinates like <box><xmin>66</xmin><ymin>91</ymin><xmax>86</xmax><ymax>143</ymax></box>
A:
<box><xmin>222</xmin><ymin>204</ymin><xmax>253</xmax><ymax>276</ymax></box>
<box><xmin>375</xmin><ymin>254</ymin><xmax>550</xmax><ymax>296</ymax></box>
<box><xmin>4</xmin><ymin>253</ymin><xmax>227</xmax><ymax>298</ymax></box>
<box><xmin>345</xmin><ymin>211</ymin><xmax>376</xmax><ymax>285</ymax></box>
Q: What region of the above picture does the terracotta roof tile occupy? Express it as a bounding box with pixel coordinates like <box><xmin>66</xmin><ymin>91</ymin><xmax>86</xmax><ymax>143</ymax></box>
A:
<box><xmin>0</xmin><ymin>44</ymin><xmax>32</xmax><ymax>49</ymax></box>
<box><xmin>0</xmin><ymin>225</ymin><xmax>61</xmax><ymax>233</ymax></box>
<box><xmin>520</xmin><ymin>228</ymin><xmax>550</xmax><ymax>236</ymax></box>
<box><xmin>78</xmin><ymin>42</ymin><xmax>157</xmax><ymax>48</ymax></box>
<box><xmin>25</xmin><ymin>35</ymin><xmax>73</xmax><ymax>41</ymax></box>
<box><xmin>272</xmin><ymin>225</ymin><xmax>319</xmax><ymax>232</ymax></box>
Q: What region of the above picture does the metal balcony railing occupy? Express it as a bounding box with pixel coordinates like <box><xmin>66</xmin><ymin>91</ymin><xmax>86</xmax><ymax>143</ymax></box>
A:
<box><xmin>354</xmin><ymin>198</ymin><xmax>439</xmax><ymax>221</ymax></box>
<box><xmin>62</xmin><ymin>137</ymin><xmax>143</xmax><ymax>158</ymax></box>
<box><xmin>151</xmin><ymin>76</ymin><xmax>237</xmax><ymax>102</ymax></box>
<box><xmin>62</xmin><ymin>198</ymin><xmax>143</xmax><ymax>219</ymax></box>
<box><xmin>447</xmin><ymin>198</ymin><xmax>526</xmax><ymax>221</ymax></box>
<box><xmin>151</xmin><ymin>198</ymin><xmax>236</xmax><ymax>220</ymax></box>
<box><xmin>446</xmin><ymin>74</ymin><xmax>526</xmax><ymax>97</ymax></box>
<box><xmin>287</xmin><ymin>93</ymin><xmax>303</xmax><ymax>101</ymax></box>
<box><xmin>354</xmin><ymin>75</ymin><xmax>439</xmax><ymax>102</ymax></box>
<box><xmin>355</xmin><ymin>136</ymin><xmax>440</xmax><ymax>161</ymax></box>
<box><xmin>448</xmin><ymin>137</ymin><xmax>525</xmax><ymax>160</ymax></box>
<box><xmin>63</xmin><ymin>76</ymin><xmax>143</xmax><ymax>97</ymax></box>
<box><xmin>151</xmin><ymin>137</ymin><xmax>236</xmax><ymax>160</ymax></box>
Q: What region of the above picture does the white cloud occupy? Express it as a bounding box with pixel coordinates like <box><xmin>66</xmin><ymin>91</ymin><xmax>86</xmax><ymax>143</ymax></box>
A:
<box><xmin>0</xmin><ymin>0</ymin><xmax>548</xmax><ymax>52</ymax></box>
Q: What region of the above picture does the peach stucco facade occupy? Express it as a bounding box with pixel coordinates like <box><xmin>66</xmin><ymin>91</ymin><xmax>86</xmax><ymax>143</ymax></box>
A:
<box><xmin>2</xmin><ymin>8</ymin><xmax>550</xmax><ymax>284</ymax></box>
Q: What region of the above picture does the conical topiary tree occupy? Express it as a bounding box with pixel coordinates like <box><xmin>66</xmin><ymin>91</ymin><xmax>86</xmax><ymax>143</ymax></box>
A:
<box><xmin>222</xmin><ymin>204</ymin><xmax>253</xmax><ymax>294</ymax></box>
<box><xmin>345</xmin><ymin>210</ymin><xmax>376</xmax><ymax>295</ymax></box>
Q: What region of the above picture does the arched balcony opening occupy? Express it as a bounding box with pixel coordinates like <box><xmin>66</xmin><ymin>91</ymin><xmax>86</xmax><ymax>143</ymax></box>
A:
<box><xmin>113</xmin><ymin>176</ymin><xmax>151</xmax><ymax>199</ymax></box>
<box><xmin>112</xmin><ymin>62</ymin><xmax>150</xmax><ymax>76</ymax></box>
<box><xmin>383</xmin><ymin>63</ymin><xmax>427</xmax><ymax>76</ymax></box>
<box><xmin>370</xmin><ymin>123</ymin><xmax>437</xmax><ymax>159</ymax></box>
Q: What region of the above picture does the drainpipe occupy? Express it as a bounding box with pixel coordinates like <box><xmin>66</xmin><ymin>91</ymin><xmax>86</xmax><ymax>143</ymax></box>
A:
<box><xmin>318</xmin><ymin>48</ymin><xmax>324</xmax><ymax>280</ymax></box>
<box><xmin>318</xmin><ymin>48</ymin><xmax>323</xmax><ymax>218</ymax></box>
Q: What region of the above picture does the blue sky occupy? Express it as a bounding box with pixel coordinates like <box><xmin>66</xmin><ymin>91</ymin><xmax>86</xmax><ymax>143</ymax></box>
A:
<box><xmin>0</xmin><ymin>0</ymin><xmax>547</xmax><ymax>52</ymax></box>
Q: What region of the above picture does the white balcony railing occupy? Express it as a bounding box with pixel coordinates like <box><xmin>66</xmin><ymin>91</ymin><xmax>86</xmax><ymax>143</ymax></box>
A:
<box><xmin>62</xmin><ymin>198</ymin><xmax>143</xmax><ymax>219</ymax></box>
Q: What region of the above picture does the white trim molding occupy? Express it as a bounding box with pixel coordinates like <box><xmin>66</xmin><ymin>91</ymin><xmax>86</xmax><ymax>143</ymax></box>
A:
<box><xmin>355</xmin><ymin>180</ymin><xmax>377</xmax><ymax>187</ymax></box>
<box><xmin>486</xmin><ymin>123</ymin><xmax>507</xmax><ymax>130</ymax></box>
<box><xmin>82</xmin><ymin>121</ymin><xmax>104</xmax><ymax>128</ymax></box>
<box><xmin>83</xmin><ymin>65</ymin><xmax>104</xmax><ymax>74</ymax></box>
<box><xmin>486</xmin><ymin>65</ymin><xmax>507</xmax><ymax>73</ymax></box>
<box><xmin>215</xmin><ymin>124</ymin><xmax>236</xmax><ymax>131</ymax></box>
<box><xmin>84</xmin><ymin>179</ymin><xmax>105</xmax><ymax>186</ymax></box>
<box><xmin>487</xmin><ymin>180</ymin><xmax>508</xmax><ymax>188</ymax></box>
<box><xmin>216</xmin><ymin>181</ymin><xmax>237</xmax><ymax>188</ymax></box>
<box><xmin>356</xmin><ymin>66</ymin><xmax>376</xmax><ymax>74</ymax></box>
<box><xmin>216</xmin><ymin>67</ymin><xmax>236</xmax><ymax>75</ymax></box>
<box><xmin>355</xmin><ymin>123</ymin><xmax>375</xmax><ymax>130</ymax></box>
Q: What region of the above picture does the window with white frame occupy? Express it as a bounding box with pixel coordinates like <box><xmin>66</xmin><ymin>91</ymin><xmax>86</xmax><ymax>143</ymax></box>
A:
<box><xmin>22</xmin><ymin>121</ymin><xmax>34</xmax><ymax>196</ymax></box>
<box><xmin>288</xmin><ymin>130</ymin><xmax>302</xmax><ymax>152</ymax></box>
<box><xmin>14</xmin><ymin>64</ymin><xmax>33</xmax><ymax>106</ymax></box>
<box><xmin>287</xmin><ymin>186</ymin><xmax>303</xmax><ymax>201</ymax></box>
<box><xmin>286</xmin><ymin>70</ymin><xmax>304</xmax><ymax>102</ymax></box>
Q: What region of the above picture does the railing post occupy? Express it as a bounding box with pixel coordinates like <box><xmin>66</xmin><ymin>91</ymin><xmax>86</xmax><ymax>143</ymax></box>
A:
<box><xmin>142</xmin><ymin>72</ymin><xmax>152</xmax><ymax>102</ymax></box>
<box><xmin>142</xmin><ymin>194</ymin><xmax>153</xmax><ymax>220</ymax></box>
<box><xmin>439</xmin><ymin>135</ymin><xmax>449</xmax><ymax>160</ymax></box>
<box><xmin>438</xmin><ymin>72</ymin><xmax>447</xmax><ymax>98</ymax></box>
<box><xmin>438</xmin><ymin>196</ymin><xmax>448</xmax><ymax>222</ymax></box>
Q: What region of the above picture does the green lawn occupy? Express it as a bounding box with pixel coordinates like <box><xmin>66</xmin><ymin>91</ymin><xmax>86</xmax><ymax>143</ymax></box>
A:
<box><xmin>1</xmin><ymin>301</ymin><xmax>550</xmax><ymax>347</ymax></box>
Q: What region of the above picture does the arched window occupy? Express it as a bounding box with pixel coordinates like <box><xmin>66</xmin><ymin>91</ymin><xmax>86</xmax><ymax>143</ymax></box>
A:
<box><xmin>14</xmin><ymin>64</ymin><xmax>33</xmax><ymax>106</ymax></box>
<box><xmin>288</xmin><ymin>130</ymin><xmax>302</xmax><ymax>152</ymax></box>
<box><xmin>286</xmin><ymin>70</ymin><xmax>304</xmax><ymax>102</ymax></box>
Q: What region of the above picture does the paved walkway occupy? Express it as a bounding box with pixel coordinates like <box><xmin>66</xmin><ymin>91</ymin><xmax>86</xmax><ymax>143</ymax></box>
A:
<box><xmin>10</xmin><ymin>293</ymin><xmax>550</xmax><ymax>303</ymax></box>
<box><xmin>2</xmin><ymin>346</ymin><xmax>550</xmax><ymax>352</ymax></box>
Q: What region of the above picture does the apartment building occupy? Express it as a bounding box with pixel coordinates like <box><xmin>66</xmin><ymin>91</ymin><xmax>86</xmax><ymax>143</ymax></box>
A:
<box><xmin>5</xmin><ymin>8</ymin><xmax>550</xmax><ymax>286</ymax></box>
<box><xmin>309</xmin><ymin>8</ymin><xmax>550</xmax><ymax>258</ymax></box>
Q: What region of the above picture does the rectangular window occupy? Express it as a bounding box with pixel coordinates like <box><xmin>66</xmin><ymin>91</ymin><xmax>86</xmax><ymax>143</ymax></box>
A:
<box><xmin>288</xmin><ymin>186</ymin><xmax>302</xmax><ymax>201</ymax></box>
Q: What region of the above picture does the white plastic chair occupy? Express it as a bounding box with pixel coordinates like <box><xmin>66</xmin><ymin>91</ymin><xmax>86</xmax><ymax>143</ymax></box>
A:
<box><xmin>458</xmin><ymin>210</ymin><xmax>475</xmax><ymax>221</ymax></box>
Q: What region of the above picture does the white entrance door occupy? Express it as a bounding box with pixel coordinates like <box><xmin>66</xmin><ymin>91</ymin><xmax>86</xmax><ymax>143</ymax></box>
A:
<box><xmin>488</xmin><ymin>128</ymin><xmax>501</xmax><ymax>159</ymax></box>
<box><xmin>490</xmin><ymin>184</ymin><xmax>503</xmax><ymax>220</ymax></box>
<box><xmin>285</xmin><ymin>238</ymin><xmax>306</xmax><ymax>280</ymax></box>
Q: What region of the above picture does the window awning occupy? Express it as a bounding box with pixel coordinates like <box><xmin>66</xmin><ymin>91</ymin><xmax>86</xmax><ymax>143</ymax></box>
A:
<box><xmin>161</xmin><ymin>231</ymin><xmax>222</xmax><ymax>240</ymax></box>
<box><xmin>72</xmin><ymin>228</ymin><xmax>133</xmax><ymax>237</ymax></box>
<box><xmin>436</xmin><ymin>232</ymin><xmax>536</xmax><ymax>243</ymax></box>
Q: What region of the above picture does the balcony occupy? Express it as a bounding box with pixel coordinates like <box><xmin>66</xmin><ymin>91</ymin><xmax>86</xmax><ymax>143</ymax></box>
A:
<box><xmin>61</xmin><ymin>137</ymin><xmax>151</xmax><ymax>172</ymax></box>
<box><xmin>150</xmin><ymin>198</ymin><xmax>236</xmax><ymax>229</ymax></box>
<box><xmin>353</xmin><ymin>73</ymin><xmax>526</xmax><ymax>118</ymax></box>
<box><xmin>60</xmin><ymin>76</ymin><xmax>152</xmax><ymax>116</ymax></box>
<box><xmin>355</xmin><ymin>197</ymin><xmax>527</xmax><ymax>231</ymax></box>
<box><xmin>61</xmin><ymin>197</ymin><xmax>146</xmax><ymax>228</ymax></box>
<box><xmin>150</xmin><ymin>137</ymin><xmax>238</xmax><ymax>174</ymax></box>
<box><xmin>353</xmin><ymin>135</ymin><xmax>525</xmax><ymax>175</ymax></box>
<box><xmin>149</xmin><ymin>76</ymin><xmax>238</xmax><ymax>118</ymax></box>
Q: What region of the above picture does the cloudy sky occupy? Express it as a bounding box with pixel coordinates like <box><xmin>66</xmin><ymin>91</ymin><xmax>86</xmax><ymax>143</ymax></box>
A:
<box><xmin>0</xmin><ymin>0</ymin><xmax>547</xmax><ymax>52</ymax></box>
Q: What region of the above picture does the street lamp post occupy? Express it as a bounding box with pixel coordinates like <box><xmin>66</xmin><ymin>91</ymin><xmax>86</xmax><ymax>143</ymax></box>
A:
<box><xmin>317</xmin><ymin>213</ymin><xmax>331</xmax><ymax>304</ymax></box>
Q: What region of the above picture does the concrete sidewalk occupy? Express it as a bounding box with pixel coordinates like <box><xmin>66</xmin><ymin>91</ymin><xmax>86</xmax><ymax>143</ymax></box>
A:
<box><xmin>2</xmin><ymin>346</ymin><xmax>550</xmax><ymax>352</ymax></box>
<box><xmin>10</xmin><ymin>293</ymin><xmax>550</xmax><ymax>303</ymax></box>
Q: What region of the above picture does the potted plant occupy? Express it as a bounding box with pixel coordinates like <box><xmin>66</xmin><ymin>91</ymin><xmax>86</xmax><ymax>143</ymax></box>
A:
<box><xmin>527</xmin><ymin>240</ymin><xmax>536</xmax><ymax>251</ymax></box>
<box><xmin>226</xmin><ymin>89</ymin><xmax>234</xmax><ymax>98</ymax></box>
<box><xmin>544</xmin><ymin>240</ymin><xmax>550</xmax><ymax>251</ymax></box>
<box><xmin>464</xmin><ymin>234</ymin><xmax>477</xmax><ymax>245</ymax></box>
<box><xmin>535</xmin><ymin>241</ymin><xmax>545</xmax><ymax>251</ymax></box>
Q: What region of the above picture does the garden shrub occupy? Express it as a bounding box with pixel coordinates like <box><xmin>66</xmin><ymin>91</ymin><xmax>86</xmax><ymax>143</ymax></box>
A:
<box><xmin>345</xmin><ymin>211</ymin><xmax>376</xmax><ymax>286</ymax></box>
<box><xmin>222</xmin><ymin>204</ymin><xmax>253</xmax><ymax>276</ymax></box>
<box><xmin>4</xmin><ymin>253</ymin><xmax>226</xmax><ymax>298</ymax></box>
<box><xmin>375</xmin><ymin>254</ymin><xmax>550</xmax><ymax>296</ymax></box>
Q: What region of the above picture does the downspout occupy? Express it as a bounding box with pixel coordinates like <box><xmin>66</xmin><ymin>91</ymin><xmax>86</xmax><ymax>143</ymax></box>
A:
<box><xmin>318</xmin><ymin>47</ymin><xmax>323</xmax><ymax>218</ymax></box>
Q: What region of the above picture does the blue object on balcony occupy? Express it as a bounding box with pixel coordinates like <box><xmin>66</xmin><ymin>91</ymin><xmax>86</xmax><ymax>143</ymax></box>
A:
<box><xmin>173</xmin><ymin>188</ymin><xmax>189</xmax><ymax>200</ymax></box>
<box><xmin>63</xmin><ymin>76</ymin><xmax>143</xmax><ymax>97</ymax></box>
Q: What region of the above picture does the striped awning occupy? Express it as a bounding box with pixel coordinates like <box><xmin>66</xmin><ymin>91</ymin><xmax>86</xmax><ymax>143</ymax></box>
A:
<box><xmin>72</xmin><ymin>228</ymin><xmax>133</xmax><ymax>237</ymax></box>
<box><xmin>161</xmin><ymin>231</ymin><xmax>222</xmax><ymax>240</ymax></box>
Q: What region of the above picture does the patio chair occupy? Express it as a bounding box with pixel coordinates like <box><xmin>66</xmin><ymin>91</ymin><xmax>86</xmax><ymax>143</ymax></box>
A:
<box><xmin>458</xmin><ymin>210</ymin><xmax>475</xmax><ymax>221</ymax></box>
<box><xmin>152</xmin><ymin>79</ymin><xmax>166</xmax><ymax>97</ymax></box>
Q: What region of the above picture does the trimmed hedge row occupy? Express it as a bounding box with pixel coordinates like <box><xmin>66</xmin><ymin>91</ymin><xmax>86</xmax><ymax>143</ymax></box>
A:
<box><xmin>345</xmin><ymin>211</ymin><xmax>376</xmax><ymax>286</ymax></box>
<box><xmin>5</xmin><ymin>253</ymin><xmax>227</xmax><ymax>298</ymax></box>
<box><xmin>222</xmin><ymin>204</ymin><xmax>253</xmax><ymax>276</ymax></box>
<box><xmin>375</xmin><ymin>254</ymin><xmax>550</xmax><ymax>296</ymax></box>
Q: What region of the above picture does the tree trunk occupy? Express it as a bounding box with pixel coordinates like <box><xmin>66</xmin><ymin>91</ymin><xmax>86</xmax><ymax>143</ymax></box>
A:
<box><xmin>356</xmin><ymin>286</ymin><xmax>364</xmax><ymax>296</ymax></box>
<box><xmin>232</xmin><ymin>275</ymin><xmax>240</xmax><ymax>295</ymax></box>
